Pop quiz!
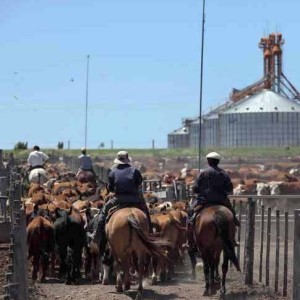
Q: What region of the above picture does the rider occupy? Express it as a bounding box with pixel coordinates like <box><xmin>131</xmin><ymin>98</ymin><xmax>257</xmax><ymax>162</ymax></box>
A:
<box><xmin>186</xmin><ymin>151</ymin><xmax>240</xmax><ymax>249</ymax></box>
<box><xmin>77</xmin><ymin>148</ymin><xmax>96</xmax><ymax>176</ymax></box>
<box><xmin>94</xmin><ymin>150</ymin><xmax>152</xmax><ymax>256</ymax></box>
<box><xmin>26</xmin><ymin>145</ymin><xmax>49</xmax><ymax>174</ymax></box>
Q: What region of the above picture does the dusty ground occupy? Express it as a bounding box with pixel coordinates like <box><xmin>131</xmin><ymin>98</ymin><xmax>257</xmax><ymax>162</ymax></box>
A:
<box><xmin>28</xmin><ymin>259</ymin><xmax>288</xmax><ymax>300</ymax></box>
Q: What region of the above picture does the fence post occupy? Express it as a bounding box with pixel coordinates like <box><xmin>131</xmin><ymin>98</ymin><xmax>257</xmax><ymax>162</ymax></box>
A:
<box><xmin>236</xmin><ymin>201</ymin><xmax>242</xmax><ymax>264</ymax></box>
<box><xmin>259</xmin><ymin>205</ymin><xmax>265</xmax><ymax>282</ymax></box>
<box><xmin>265</xmin><ymin>207</ymin><xmax>271</xmax><ymax>286</ymax></box>
<box><xmin>244</xmin><ymin>197</ymin><xmax>256</xmax><ymax>285</ymax></box>
<box><xmin>283</xmin><ymin>211</ymin><xmax>288</xmax><ymax>297</ymax></box>
<box><xmin>293</xmin><ymin>210</ymin><xmax>300</xmax><ymax>300</ymax></box>
<box><xmin>11</xmin><ymin>181</ymin><xmax>28</xmax><ymax>300</ymax></box>
<box><xmin>274</xmin><ymin>210</ymin><xmax>280</xmax><ymax>293</ymax></box>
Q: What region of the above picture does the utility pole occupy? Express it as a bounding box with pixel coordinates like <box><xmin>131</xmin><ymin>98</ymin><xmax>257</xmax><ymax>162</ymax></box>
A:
<box><xmin>84</xmin><ymin>55</ymin><xmax>90</xmax><ymax>149</ymax></box>
<box><xmin>198</xmin><ymin>0</ymin><xmax>206</xmax><ymax>170</ymax></box>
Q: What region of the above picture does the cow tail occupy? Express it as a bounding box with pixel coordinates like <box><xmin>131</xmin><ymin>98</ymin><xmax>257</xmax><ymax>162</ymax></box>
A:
<box><xmin>127</xmin><ymin>214</ymin><xmax>170</xmax><ymax>261</ymax></box>
<box><xmin>214</xmin><ymin>211</ymin><xmax>240</xmax><ymax>271</ymax></box>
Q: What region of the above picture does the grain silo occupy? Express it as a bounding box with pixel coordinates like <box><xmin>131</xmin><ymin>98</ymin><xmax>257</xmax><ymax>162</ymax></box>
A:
<box><xmin>168</xmin><ymin>33</ymin><xmax>300</xmax><ymax>148</ymax></box>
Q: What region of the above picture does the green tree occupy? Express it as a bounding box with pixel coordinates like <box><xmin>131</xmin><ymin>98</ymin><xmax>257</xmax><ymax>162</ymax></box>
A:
<box><xmin>14</xmin><ymin>141</ymin><xmax>28</xmax><ymax>150</ymax></box>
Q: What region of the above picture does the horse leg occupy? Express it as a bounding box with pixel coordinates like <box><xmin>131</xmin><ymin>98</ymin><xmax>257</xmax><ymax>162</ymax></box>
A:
<box><xmin>137</xmin><ymin>254</ymin><xmax>145</xmax><ymax>292</ymax></box>
<box><xmin>151</xmin><ymin>256</ymin><xmax>159</xmax><ymax>285</ymax></box>
<box><xmin>115</xmin><ymin>262</ymin><xmax>124</xmax><ymax>292</ymax></box>
<box><xmin>220</xmin><ymin>253</ymin><xmax>229</xmax><ymax>295</ymax></box>
<box><xmin>203</xmin><ymin>259</ymin><xmax>210</xmax><ymax>296</ymax></box>
<box><xmin>215</xmin><ymin>254</ymin><xmax>221</xmax><ymax>282</ymax></box>
<box><xmin>123</xmin><ymin>256</ymin><xmax>131</xmax><ymax>291</ymax></box>
<box><xmin>188</xmin><ymin>249</ymin><xmax>197</xmax><ymax>280</ymax></box>
<box><xmin>32</xmin><ymin>252</ymin><xmax>39</xmax><ymax>281</ymax></box>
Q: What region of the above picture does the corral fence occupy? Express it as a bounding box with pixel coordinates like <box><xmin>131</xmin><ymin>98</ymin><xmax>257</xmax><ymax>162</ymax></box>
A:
<box><xmin>0</xmin><ymin>172</ymin><xmax>28</xmax><ymax>300</ymax></box>
<box><xmin>142</xmin><ymin>180</ymin><xmax>300</xmax><ymax>299</ymax></box>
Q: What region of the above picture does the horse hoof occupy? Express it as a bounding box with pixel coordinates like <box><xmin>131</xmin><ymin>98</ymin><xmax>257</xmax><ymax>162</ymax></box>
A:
<box><xmin>115</xmin><ymin>285</ymin><xmax>123</xmax><ymax>293</ymax></box>
<box><xmin>39</xmin><ymin>277</ymin><xmax>46</xmax><ymax>283</ymax></box>
<box><xmin>220</xmin><ymin>287</ymin><xmax>226</xmax><ymax>296</ymax></box>
<box><xmin>203</xmin><ymin>289</ymin><xmax>210</xmax><ymax>297</ymax></box>
<box><xmin>124</xmin><ymin>284</ymin><xmax>130</xmax><ymax>291</ymax></box>
<box><xmin>102</xmin><ymin>278</ymin><xmax>109</xmax><ymax>285</ymax></box>
<box><xmin>160</xmin><ymin>272</ymin><xmax>166</xmax><ymax>282</ymax></box>
<box><xmin>65</xmin><ymin>279</ymin><xmax>72</xmax><ymax>285</ymax></box>
<box><xmin>135</xmin><ymin>291</ymin><xmax>142</xmax><ymax>300</ymax></box>
<box><xmin>150</xmin><ymin>277</ymin><xmax>157</xmax><ymax>286</ymax></box>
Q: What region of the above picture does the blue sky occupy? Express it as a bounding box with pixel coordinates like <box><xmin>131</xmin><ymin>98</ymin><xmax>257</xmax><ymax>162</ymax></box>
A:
<box><xmin>1</xmin><ymin>0</ymin><xmax>299</xmax><ymax>149</ymax></box>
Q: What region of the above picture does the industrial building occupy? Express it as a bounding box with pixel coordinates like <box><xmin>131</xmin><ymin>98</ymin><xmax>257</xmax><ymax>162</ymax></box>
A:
<box><xmin>168</xmin><ymin>33</ymin><xmax>300</xmax><ymax>148</ymax></box>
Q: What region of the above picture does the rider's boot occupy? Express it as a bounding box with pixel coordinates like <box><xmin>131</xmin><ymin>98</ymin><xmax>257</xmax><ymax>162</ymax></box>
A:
<box><xmin>183</xmin><ymin>213</ymin><xmax>197</xmax><ymax>252</ymax></box>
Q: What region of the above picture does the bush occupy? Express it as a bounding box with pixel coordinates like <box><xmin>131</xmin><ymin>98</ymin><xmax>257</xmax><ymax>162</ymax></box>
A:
<box><xmin>14</xmin><ymin>141</ymin><xmax>28</xmax><ymax>150</ymax></box>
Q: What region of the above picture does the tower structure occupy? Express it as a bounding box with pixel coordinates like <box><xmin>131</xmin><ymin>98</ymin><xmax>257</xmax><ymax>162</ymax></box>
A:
<box><xmin>231</xmin><ymin>33</ymin><xmax>300</xmax><ymax>102</ymax></box>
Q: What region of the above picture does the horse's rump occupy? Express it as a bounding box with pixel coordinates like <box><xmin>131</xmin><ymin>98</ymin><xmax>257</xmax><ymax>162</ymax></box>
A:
<box><xmin>106</xmin><ymin>207</ymin><xmax>168</xmax><ymax>260</ymax></box>
<box><xmin>76</xmin><ymin>170</ymin><xmax>95</xmax><ymax>184</ymax></box>
<box><xmin>28</xmin><ymin>168</ymin><xmax>48</xmax><ymax>184</ymax></box>
<box><xmin>195</xmin><ymin>205</ymin><xmax>239</xmax><ymax>270</ymax></box>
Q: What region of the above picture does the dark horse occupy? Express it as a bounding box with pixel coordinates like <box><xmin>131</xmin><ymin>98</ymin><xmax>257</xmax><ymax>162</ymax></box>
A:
<box><xmin>188</xmin><ymin>205</ymin><xmax>240</xmax><ymax>296</ymax></box>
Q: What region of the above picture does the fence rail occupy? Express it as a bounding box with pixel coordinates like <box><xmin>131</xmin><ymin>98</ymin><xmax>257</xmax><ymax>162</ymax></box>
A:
<box><xmin>1</xmin><ymin>174</ymin><xmax>28</xmax><ymax>300</ymax></box>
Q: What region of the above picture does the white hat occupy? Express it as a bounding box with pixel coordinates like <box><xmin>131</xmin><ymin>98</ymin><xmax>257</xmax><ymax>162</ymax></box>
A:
<box><xmin>206</xmin><ymin>152</ymin><xmax>221</xmax><ymax>160</ymax></box>
<box><xmin>113</xmin><ymin>150</ymin><xmax>132</xmax><ymax>165</ymax></box>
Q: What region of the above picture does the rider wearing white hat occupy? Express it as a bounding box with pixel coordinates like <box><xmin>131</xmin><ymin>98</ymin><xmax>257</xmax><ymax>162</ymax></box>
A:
<box><xmin>185</xmin><ymin>151</ymin><xmax>239</xmax><ymax>250</ymax></box>
<box><xmin>94</xmin><ymin>150</ymin><xmax>152</xmax><ymax>256</ymax></box>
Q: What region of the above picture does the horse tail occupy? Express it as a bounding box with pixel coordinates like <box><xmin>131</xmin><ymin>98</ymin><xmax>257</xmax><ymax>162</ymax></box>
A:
<box><xmin>127</xmin><ymin>214</ymin><xmax>170</xmax><ymax>261</ymax></box>
<box><xmin>168</xmin><ymin>214</ymin><xmax>187</xmax><ymax>231</ymax></box>
<box><xmin>214</xmin><ymin>211</ymin><xmax>241</xmax><ymax>271</ymax></box>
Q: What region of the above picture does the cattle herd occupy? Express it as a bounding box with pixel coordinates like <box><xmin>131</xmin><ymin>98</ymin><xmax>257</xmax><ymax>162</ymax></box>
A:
<box><xmin>21</xmin><ymin>158</ymin><xmax>300</xmax><ymax>297</ymax></box>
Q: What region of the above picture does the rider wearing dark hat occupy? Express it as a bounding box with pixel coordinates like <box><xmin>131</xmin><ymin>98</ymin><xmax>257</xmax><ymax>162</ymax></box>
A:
<box><xmin>185</xmin><ymin>152</ymin><xmax>239</xmax><ymax>249</ymax></box>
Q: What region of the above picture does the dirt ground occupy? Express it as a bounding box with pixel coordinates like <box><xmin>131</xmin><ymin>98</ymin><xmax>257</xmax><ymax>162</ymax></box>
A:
<box><xmin>29</xmin><ymin>258</ymin><xmax>288</xmax><ymax>300</ymax></box>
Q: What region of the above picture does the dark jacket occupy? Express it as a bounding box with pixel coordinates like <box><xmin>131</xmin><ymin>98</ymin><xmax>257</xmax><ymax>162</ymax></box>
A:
<box><xmin>192</xmin><ymin>165</ymin><xmax>233</xmax><ymax>203</ymax></box>
<box><xmin>108</xmin><ymin>164</ymin><xmax>143</xmax><ymax>202</ymax></box>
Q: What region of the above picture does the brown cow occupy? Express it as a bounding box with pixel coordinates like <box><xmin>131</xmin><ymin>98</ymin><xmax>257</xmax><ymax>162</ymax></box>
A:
<box><xmin>27</xmin><ymin>216</ymin><xmax>55</xmax><ymax>282</ymax></box>
<box><xmin>150</xmin><ymin>210</ymin><xmax>187</xmax><ymax>284</ymax></box>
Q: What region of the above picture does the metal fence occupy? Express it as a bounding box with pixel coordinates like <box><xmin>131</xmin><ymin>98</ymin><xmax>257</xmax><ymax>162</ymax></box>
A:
<box><xmin>1</xmin><ymin>174</ymin><xmax>28</xmax><ymax>300</ymax></box>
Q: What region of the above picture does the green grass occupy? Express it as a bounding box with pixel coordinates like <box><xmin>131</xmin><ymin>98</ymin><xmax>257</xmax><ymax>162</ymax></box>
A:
<box><xmin>5</xmin><ymin>146</ymin><xmax>300</xmax><ymax>160</ymax></box>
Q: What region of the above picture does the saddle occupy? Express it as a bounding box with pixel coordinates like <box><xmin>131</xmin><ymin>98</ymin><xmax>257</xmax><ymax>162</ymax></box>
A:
<box><xmin>192</xmin><ymin>202</ymin><xmax>225</xmax><ymax>223</ymax></box>
<box><xmin>106</xmin><ymin>203</ymin><xmax>143</xmax><ymax>224</ymax></box>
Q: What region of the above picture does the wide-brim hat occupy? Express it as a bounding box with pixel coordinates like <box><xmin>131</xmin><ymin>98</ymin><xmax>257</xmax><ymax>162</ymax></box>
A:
<box><xmin>113</xmin><ymin>150</ymin><xmax>132</xmax><ymax>165</ymax></box>
<box><xmin>206</xmin><ymin>152</ymin><xmax>221</xmax><ymax>160</ymax></box>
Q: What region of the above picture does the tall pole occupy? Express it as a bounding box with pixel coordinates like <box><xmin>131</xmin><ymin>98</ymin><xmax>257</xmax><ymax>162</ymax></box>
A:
<box><xmin>84</xmin><ymin>55</ymin><xmax>90</xmax><ymax>149</ymax></box>
<box><xmin>198</xmin><ymin>0</ymin><xmax>206</xmax><ymax>170</ymax></box>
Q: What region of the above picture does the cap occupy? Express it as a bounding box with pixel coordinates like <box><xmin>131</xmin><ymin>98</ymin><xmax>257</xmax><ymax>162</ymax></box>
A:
<box><xmin>206</xmin><ymin>152</ymin><xmax>221</xmax><ymax>160</ymax></box>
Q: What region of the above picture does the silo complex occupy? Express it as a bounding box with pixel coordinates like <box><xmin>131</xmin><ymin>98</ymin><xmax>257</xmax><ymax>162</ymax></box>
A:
<box><xmin>168</xmin><ymin>33</ymin><xmax>300</xmax><ymax>149</ymax></box>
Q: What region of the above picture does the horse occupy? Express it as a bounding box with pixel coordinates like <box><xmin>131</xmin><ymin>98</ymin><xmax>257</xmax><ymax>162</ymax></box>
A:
<box><xmin>28</xmin><ymin>168</ymin><xmax>48</xmax><ymax>185</ymax></box>
<box><xmin>189</xmin><ymin>205</ymin><xmax>240</xmax><ymax>296</ymax></box>
<box><xmin>76</xmin><ymin>169</ymin><xmax>96</xmax><ymax>186</ymax></box>
<box><xmin>105</xmin><ymin>207</ymin><xmax>169</xmax><ymax>300</ymax></box>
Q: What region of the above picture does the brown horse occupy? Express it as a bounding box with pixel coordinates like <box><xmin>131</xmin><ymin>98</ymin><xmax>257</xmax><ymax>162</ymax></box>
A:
<box><xmin>76</xmin><ymin>170</ymin><xmax>96</xmax><ymax>186</ymax></box>
<box><xmin>189</xmin><ymin>205</ymin><xmax>240</xmax><ymax>296</ymax></box>
<box><xmin>106</xmin><ymin>207</ymin><xmax>168</xmax><ymax>299</ymax></box>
